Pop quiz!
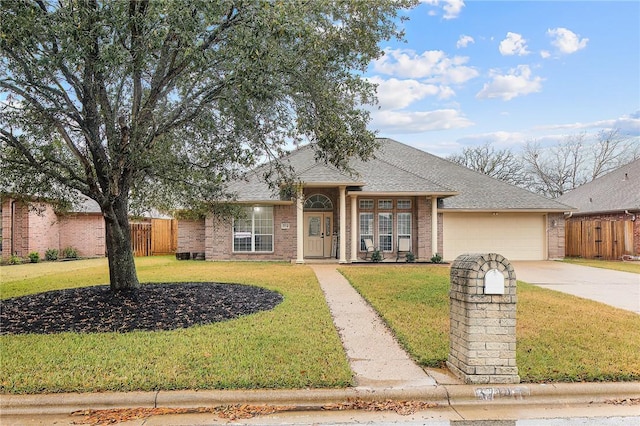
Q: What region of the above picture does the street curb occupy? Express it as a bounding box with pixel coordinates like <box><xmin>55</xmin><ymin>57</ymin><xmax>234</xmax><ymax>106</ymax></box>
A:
<box><xmin>2</xmin><ymin>382</ymin><xmax>639</xmax><ymax>416</ymax></box>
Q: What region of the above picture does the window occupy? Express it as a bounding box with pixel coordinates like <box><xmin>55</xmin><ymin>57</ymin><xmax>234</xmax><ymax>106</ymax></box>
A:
<box><xmin>378</xmin><ymin>212</ymin><xmax>393</xmax><ymax>252</ymax></box>
<box><xmin>397</xmin><ymin>200</ymin><xmax>411</xmax><ymax>209</ymax></box>
<box><xmin>304</xmin><ymin>194</ymin><xmax>333</xmax><ymax>210</ymax></box>
<box><xmin>397</xmin><ymin>212</ymin><xmax>411</xmax><ymax>240</ymax></box>
<box><xmin>359</xmin><ymin>212</ymin><xmax>374</xmax><ymax>250</ymax></box>
<box><xmin>378</xmin><ymin>199</ymin><xmax>392</xmax><ymax>210</ymax></box>
<box><xmin>233</xmin><ymin>206</ymin><xmax>273</xmax><ymax>252</ymax></box>
<box><xmin>359</xmin><ymin>199</ymin><xmax>373</xmax><ymax>210</ymax></box>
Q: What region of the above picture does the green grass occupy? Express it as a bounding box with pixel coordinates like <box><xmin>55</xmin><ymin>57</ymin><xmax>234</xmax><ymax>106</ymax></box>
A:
<box><xmin>562</xmin><ymin>258</ymin><xmax>640</xmax><ymax>274</ymax></box>
<box><xmin>0</xmin><ymin>257</ymin><xmax>352</xmax><ymax>394</ymax></box>
<box><xmin>340</xmin><ymin>265</ymin><xmax>640</xmax><ymax>383</ymax></box>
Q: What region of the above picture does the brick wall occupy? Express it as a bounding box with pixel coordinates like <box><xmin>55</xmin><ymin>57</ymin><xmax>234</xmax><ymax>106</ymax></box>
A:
<box><xmin>547</xmin><ymin>213</ymin><xmax>566</xmax><ymax>260</ymax></box>
<box><xmin>58</xmin><ymin>214</ymin><xmax>105</xmax><ymax>257</ymax></box>
<box><xmin>177</xmin><ymin>219</ymin><xmax>206</xmax><ymax>253</ymax></box>
<box><xmin>27</xmin><ymin>202</ymin><xmax>60</xmax><ymax>257</ymax></box>
<box><xmin>206</xmin><ymin>204</ymin><xmax>298</xmax><ymax>261</ymax></box>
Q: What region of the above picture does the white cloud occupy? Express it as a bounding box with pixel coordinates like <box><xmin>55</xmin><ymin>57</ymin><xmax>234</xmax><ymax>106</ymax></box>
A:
<box><xmin>534</xmin><ymin>112</ymin><xmax>640</xmax><ymax>136</ymax></box>
<box><xmin>540</xmin><ymin>50</ymin><xmax>551</xmax><ymax>59</ymax></box>
<box><xmin>456</xmin><ymin>35</ymin><xmax>475</xmax><ymax>49</ymax></box>
<box><xmin>499</xmin><ymin>32</ymin><xmax>530</xmax><ymax>56</ymax></box>
<box><xmin>476</xmin><ymin>65</ymin><xmax>543</xmax><ymax>101</ymax></box>
<box><xmin>373</xmin><ymin>48</ymin><xmax>479</xmax><ymax>84</ymax></box>
<box><xmin>368</xmin><ymin>77</ymin><xmax>442</xmax><ymax>110</ymax></box>
<box><xmin>547</xmin><ymin>28</ymin><xmax>588</xmax><ymax>55</ymax></box>
<box><xmin>420</xmin><ymin>0</ymin><xmax>465</xmax><ymax>20</ymax></box>
<box><xmin>457</xmin><ymin>131</ymin><xmax>527</xmax><ymax>147</ymax></box>
<box><xmin>371</xmin><ymin>108</ymin><xmax>474</xmax><ymax>134</ymax></box>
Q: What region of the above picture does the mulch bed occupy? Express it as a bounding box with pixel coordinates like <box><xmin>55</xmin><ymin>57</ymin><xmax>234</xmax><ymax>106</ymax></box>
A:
<box><xmin>0</xmin><ymin>283</ymin><xmax>283</xmax><ymax>335</ymax></box>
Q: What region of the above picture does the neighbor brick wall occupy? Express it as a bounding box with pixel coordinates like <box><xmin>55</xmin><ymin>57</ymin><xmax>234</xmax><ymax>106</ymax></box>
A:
<box><xmin>1</xmin><ymin>198</ymin><xmax>13</xmax><ymax>260</ymax></box>
<box><xmin>27</xmin><ymin>202</ymin><xmax>60</xmax><ymax>258</ymax></box>
<box><xmin>58</xmin><ymin>214</ymin><xmax>105</xmax><ymax>257</ymax></box>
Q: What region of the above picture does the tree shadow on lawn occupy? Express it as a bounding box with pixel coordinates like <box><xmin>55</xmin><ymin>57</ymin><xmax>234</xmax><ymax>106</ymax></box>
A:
<box><xmin>0</xmin><ymin>283</ymin><xmax>283</xmax><ymax>334</ymax></box>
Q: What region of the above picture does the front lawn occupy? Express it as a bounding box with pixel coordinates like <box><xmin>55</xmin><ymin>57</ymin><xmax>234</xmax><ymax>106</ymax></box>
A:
<box><xmin>562</xmin><ymin>258</ymin><xmax>640</xmax><ymax>274</ymax></box>
<box><xmin>0</xmin><ymin>257</ymin><xmax>352</xmax><ymax>394</ymax></box>
<box><xmin>340</xmin><ymin>265</ymin><xmax>640</xmax><ymax>383</ymax></box>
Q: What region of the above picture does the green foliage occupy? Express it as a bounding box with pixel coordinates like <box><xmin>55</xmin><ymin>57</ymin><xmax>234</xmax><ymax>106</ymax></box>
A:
<box><xmin>0</xmin><ymin>0</ymin><xmax>415</xmax><ymax>290</ymax></box>
<box><xmin>62</xmin><ymin>247</ymin><xmax>78</xmax><ymax>259</ymax></box>
<box><xmin>405</xmin><ymin>252</ymin><xmax>416</xmax><ymax>263</ymax></box>
<box><xmin>45</xmin><ymin>248</ymin><xmax>59</xmax><ymax>261</ymax></box>
<box><xmin>430</xmin><ymin>253</ymin><xmax>443</xmax><ymax>263</ymax></box>
<box><xmin>28</xmin><ymin>252</ymin><xmax>40</xmax><ymax>263</ymax></box>
<box><xmin>8</xmin><ymin>255</ymin><xmax>23</xmax><ymax>265</ymax></box>
<box><xmin>371</xmin><ymin>250</ymin><xmax>383</xmax><ymax>263</ymax></box>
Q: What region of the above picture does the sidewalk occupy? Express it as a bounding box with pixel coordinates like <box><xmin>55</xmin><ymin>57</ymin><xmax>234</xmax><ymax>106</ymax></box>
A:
<box><xmin>2</xmin><ymin>264</ymin><xmax>639</xmax><ymax>424</ymax></box>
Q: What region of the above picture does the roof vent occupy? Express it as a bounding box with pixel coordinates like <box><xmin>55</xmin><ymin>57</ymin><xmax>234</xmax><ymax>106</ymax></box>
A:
<box><xmin>624</xmin><ymin>173</ymin><xmax>629</xmax><ymax>181</ymax></box>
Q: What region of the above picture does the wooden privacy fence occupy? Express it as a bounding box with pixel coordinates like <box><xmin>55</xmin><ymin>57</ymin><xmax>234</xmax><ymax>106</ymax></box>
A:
<box><xmin>130</xmin><ymin>219</ymin><xmax>177</xmax><ymax>257</ymax></box>
<box><xmin>565</xmin><ymin>219</ymin><xmax>634</xmax><ymax>260</ymax></box>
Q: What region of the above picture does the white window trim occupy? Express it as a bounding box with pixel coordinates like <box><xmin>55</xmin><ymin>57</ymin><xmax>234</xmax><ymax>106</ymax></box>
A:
<box><xmin>232</xmin><ymin>206</ymin><xmax>274</xmax><ymax>253</ymax></box>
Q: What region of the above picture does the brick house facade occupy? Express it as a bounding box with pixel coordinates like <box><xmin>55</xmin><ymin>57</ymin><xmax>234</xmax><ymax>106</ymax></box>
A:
<box><xmin>1</xmin><ymin>197</ymin><xmax>105</xmax><ymax>261</ymax></box>
<box><xmin>177</xmin><ymin>139</ymin><xmax>571</xmax><ymax>263</ymax></box>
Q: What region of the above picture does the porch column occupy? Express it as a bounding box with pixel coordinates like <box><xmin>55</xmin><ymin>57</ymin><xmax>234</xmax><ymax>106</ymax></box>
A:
<box><xmin>350</xmin><ymin>194</ymin><xmax>358</xmax><ymax>262</ymax></box>
<box><xmin>431</xmin><ymin>196</ymin><xmax>438</xmax><ymax>257</ymax></box>
<box><xmin>296</xmin><ymin>187</ymin><xmax>304</xmax><ymax>264</ymax></box>
<box><xmin>339</xmin><ymin>186</ymin><xmax>347</xmax><ymax>263</ymax></box>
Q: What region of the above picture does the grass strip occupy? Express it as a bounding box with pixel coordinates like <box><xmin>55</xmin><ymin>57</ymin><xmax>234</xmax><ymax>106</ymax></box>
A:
<box><xmin>340</xmin><ymin>265</ymin><xmax>640</xmax><ymax>383</ymax></box>
<box><xmin>561</xmin><ymin>258</ymin><xmax>640</xmax><ymax>274</ymax></box>
<box><xmin>0</xmin><ymin>257</ymin><xmax>352</xmax><ymax>394</ymax></box>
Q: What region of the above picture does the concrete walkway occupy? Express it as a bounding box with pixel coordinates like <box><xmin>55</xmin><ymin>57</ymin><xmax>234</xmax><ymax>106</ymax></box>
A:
<box><xmin>511</xmin><ymin>261</ymin><xmax>640</xmax><ymax>314</ymax></box>
<box><xmin>309</xmin><ymin>264</ymin><xmax>437</xmax><ymax>389</ymax></box>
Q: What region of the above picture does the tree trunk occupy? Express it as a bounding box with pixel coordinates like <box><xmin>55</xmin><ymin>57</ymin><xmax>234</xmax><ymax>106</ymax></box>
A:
<box><xmin>104</xmin><ymin>198</ymin><xmax>140</xmax><ymax>292</ymax></box>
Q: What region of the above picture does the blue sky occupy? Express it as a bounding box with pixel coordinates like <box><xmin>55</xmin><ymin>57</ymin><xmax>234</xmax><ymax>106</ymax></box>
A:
<box><xmin>366</xmin><ymin>0</ymin><xmax>640</xmax><ymax>157</ymax></box>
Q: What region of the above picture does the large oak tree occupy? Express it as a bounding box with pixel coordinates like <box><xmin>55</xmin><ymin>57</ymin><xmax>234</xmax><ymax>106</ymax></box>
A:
<box><xmin>1</xmin><ymin>0</ymin><xmax>414</xmax><ymax>291</ymax></box>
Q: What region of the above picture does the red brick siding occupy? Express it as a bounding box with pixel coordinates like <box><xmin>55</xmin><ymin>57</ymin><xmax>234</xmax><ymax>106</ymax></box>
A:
<box><xmin>177</xmin><ymin>219</ymin><xmax>206</xmax><ymax>253</ymax></box>
<box><xmin>58</xmin><ymin>214</ymin><xmax>105</xmax><ymax>257</ymax></box>
<box><xmin>27</xmin><ymin>203</ymin><xmax>60</xmax><ymax>257</ymax></box>
<box><xmin>547</xmin><ymin>213</ymin><xmax>566</xmax><ymax>259</ymax></box>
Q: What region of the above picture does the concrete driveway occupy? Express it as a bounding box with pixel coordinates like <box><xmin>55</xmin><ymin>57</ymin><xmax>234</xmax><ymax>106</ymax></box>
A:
<box><xmin>511</xmin><ymin>261</ymin><xmax>640</xmax><ymax>314</ymax></box>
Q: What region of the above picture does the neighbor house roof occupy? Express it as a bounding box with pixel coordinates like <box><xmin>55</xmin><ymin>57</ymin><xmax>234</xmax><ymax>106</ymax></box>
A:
<box><xmin>228</xmin><ymin>138</ymin><xmax>571</xmax><ymax>212</ymax></box>
<box><xmin>557</xmin><ymin>157</ymin><xmax>640</xmax><ymax>214</ymax></box>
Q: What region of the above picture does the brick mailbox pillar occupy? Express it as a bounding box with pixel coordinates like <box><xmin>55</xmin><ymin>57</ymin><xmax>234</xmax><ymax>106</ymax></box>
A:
<box><xmin>447</xmin><ymin>253</ymin><xmax>520</xmax><ymax>384</ymax></box>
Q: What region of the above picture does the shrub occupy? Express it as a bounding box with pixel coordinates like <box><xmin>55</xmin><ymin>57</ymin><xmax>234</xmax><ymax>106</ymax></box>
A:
<box><xmin>8</xmin><ymin>254</ymin><xmax>23</xmax><ymax>265</ymax></box>
<box><xmin>371</xmin><ymin>250</ymin><xmax>383</xmax><ymax>263</ymax></box>
<box><xmin>430</xmin><ymin>253</ymin><xmax>443</xmax><ymax>263</ymax></box>
<box><xmin>45</xmin><ymin>248</ymin><xmax>59</xmax><ymax>261</ymax></box>
<box><xmin>28</xmin><ymin>252</ymin><xmax>40</xmax><ymax>263</ymax></box>
<box><xmin>62</xmin><ymin>246</ymin><xmax>78</xmax><ymax>259</ymax></box>
<box><xmin>405</xmin><ymin>252</ymin><xmax>416</xmax><ymax>263</ymax></box>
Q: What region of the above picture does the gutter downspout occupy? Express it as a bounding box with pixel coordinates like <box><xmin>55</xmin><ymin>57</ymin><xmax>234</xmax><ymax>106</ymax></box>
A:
<box><xmin>624</xmin><ymin>210</ymin><xmax>637</xmax><ymax>222</ymax></box>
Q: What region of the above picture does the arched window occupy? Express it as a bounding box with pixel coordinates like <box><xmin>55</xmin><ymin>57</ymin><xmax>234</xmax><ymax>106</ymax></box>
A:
<box><xmin>304</xmin><ymin>194</ymin><xmax>333</xmax><ymax>211</ymax></box>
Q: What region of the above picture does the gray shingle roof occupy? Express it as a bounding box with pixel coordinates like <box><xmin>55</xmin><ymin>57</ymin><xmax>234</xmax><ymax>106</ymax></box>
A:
<box><xmin>557</xmin><ymin>158</ymin><xmax>640</xmax><ymax>214</ymax></box>
<box><xmin>229</xmin><ymin>138</ymin><xmax>571</xmax><ymax>211</ymax></box>
<box><xmin>377</xmin><ymin>139</ymin><xmax>571</xmax><ymax>211</ymax></box>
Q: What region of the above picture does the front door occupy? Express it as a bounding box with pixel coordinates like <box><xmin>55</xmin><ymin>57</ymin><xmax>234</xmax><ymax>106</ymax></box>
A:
<box><xmin>304</xmin><ymin>212</ymin><xmax>332</xmax><ymax>257</ymax></box>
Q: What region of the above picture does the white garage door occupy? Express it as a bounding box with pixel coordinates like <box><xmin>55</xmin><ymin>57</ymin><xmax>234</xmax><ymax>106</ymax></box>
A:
<box><xmin>443</xmin><ymin>212</ymin><xmax>546</xmax><ymax>261</ymax></box>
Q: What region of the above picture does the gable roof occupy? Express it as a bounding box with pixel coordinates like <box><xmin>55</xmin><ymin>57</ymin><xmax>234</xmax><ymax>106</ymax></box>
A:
<box><xmin>557</xmin><ymin>157</ymin><xmax>640</xmax><ymax>214</ymax></box>
<box><xmin>229</xmin><ymin>138</ymin><xmax>571</xmax><ymax>211</ymax></box>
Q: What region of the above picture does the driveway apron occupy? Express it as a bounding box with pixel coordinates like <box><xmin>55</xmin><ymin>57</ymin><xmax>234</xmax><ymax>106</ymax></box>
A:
<box><xmin>511</xmin><ymin>261</ymin><xmax>640</xmax><ymax>314</ymax></box>
<box><xmin>309</xmin><ymin>264</ymin><xmax>437</xmax><ymax>389</ymax></box>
